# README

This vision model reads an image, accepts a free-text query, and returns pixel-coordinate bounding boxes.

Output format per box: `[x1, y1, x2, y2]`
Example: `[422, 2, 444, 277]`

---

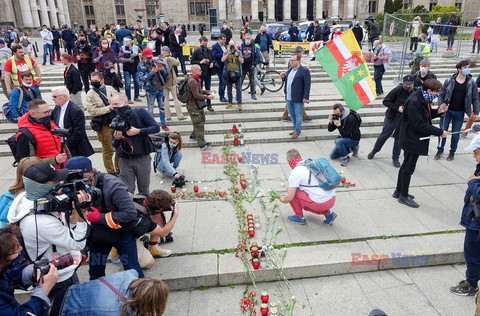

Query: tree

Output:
[412, 5, 428, 14]
[428, 5, 462, 25]
[384, 0, 394, 14]
[393, 0, 402, 12]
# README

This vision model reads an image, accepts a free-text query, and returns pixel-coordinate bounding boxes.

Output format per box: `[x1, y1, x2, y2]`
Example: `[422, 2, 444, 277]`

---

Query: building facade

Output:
[0, 0, 71, 28]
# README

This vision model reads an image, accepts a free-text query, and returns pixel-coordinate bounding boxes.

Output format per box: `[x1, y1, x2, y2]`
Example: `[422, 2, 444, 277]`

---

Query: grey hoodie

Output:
[0, 46, 12, 72]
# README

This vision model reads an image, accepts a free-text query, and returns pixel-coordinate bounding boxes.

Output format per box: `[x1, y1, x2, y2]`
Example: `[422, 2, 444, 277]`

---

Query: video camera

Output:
[172, 175, 186, 188]
[230, 45, 236, 54]
[33, 169, 102, 214]
[109, 115, 131, 132]
[33, 249, 88, 285]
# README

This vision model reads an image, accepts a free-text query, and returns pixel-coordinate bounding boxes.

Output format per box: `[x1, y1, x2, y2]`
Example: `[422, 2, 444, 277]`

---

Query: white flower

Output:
[291, 295, 296, 300]
[280, 182, 285, 187]
[198, 181, 202, 184]
[204, 187, 208, 191]
[182, 188, 187, 193]
[160, 181, 164, 184]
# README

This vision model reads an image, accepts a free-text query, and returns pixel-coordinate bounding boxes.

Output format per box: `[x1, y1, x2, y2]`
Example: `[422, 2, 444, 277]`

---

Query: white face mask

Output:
[102, 44, 108, 49]
[107, 39, 112, 43]
[22, 82, 32, 87]
[420, 67, 428, 74]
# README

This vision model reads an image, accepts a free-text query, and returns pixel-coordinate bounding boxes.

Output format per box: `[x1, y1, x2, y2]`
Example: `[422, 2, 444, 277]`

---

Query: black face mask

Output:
[79, 40, 86, 45]
[92, 81, 101, 89]
[30, 116, 51, 130]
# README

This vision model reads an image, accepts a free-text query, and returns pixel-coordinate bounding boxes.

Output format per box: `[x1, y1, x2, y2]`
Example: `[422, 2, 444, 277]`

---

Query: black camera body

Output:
[332, 114, 342, 121]
[109, 115, 131, 132]
[172, 175, 186, 188]
[230, 45, 236, 54]
[51, 128, 71, 138]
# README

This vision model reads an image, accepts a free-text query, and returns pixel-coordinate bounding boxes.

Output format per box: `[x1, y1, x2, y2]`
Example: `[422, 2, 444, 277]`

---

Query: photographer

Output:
[65, 156, 144, 280]
[110, 92, 160, 194]
[327, 103, 361, 166]
[0, 225, 58, 316]
[191, 36, 216, 112]
[7, 163, 89, 312]
[16, 99, 70, 168]
[365, 17, 380, 50]
[221, 40, 244, 110]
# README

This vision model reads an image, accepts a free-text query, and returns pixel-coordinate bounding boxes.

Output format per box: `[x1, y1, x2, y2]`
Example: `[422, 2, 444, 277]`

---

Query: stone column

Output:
[219, 0, 227, 21]
[267, 0, 275, 21]
[4, 0, 15, 25]
[29, 1, 41, 27]
[235, 0, 242, 21]
[38, 0, 50, 26]
[347, 0, 354, 19]
[56, 0, 67, 27]
[331, 0, 339, 18]
[283, 0, 291, 21]
[19, 0, 34, 27]
[316, 0, 323, 20]
[299, 0, 307, 20]
[48, 0, 59, 28]
[251, 0, 259, 21]
[62, 0, 71, 27]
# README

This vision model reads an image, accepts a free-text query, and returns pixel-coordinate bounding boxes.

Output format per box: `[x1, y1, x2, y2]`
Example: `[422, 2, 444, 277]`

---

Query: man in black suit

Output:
[62, 53, 83, 107]
[169, 27, 187, 76]
[51, 87, 94, 157]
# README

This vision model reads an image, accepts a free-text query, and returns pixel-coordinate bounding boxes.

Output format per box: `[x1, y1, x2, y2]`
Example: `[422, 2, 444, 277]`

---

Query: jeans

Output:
[438, 109, 464, 154]
[146, 89, 166, 125]
[124, 70, 140, 100]
[409, 37, 418, 51]
[447, 35, 455, 48]
[217, 69, 226, 99]
[157, 151, 183, 176]
[242, 66, 256, 94]
[43, 43, 53, 64]
[396, 151, 419, 197]
[172, 51, 186, 75]
[473, 39, 480, 53]
[65, 41, 75, 55]
[52, 41, 61, 61]
[465, 228, 480, 287]
[372, 115, 402, 160]
[287, 101, 303, 134]
[227, 77, 242, 104]
[89, 232, 144, 280]
[200, 72, 212, 106]
[330, 137, 359, 159]
[374, 65, 385, 95]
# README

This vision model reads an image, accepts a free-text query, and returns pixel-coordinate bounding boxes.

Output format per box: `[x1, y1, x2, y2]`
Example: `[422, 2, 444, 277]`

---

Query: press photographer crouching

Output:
[0, 225, 58, 315]
[64, 156, 144, 280]
[7, 163, 90, 315]
[110, 92, 160, 195]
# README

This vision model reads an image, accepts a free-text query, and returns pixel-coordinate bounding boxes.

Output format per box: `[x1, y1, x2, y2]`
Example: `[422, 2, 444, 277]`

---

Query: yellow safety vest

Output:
[418, 42, 430, 59]
[142, 28, 148, 43]
[9, 56, 36, 86]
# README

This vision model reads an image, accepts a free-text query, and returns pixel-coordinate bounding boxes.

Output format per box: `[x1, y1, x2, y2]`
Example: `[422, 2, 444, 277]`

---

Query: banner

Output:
[314, 29, 376, 110]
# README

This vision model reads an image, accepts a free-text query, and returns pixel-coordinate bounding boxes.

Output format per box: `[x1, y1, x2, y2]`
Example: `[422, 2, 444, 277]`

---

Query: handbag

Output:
[196, 99, 208, 109]
[90, 112, 116, 131]
[208, 61, 219, 76]
[228, 70, 241, 83]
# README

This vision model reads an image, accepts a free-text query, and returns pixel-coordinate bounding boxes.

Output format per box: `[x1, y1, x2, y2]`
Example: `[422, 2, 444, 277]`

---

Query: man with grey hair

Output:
[280, 149, 337, 225]
[110, 92, 160, 194]
[51, 87, 94, 157]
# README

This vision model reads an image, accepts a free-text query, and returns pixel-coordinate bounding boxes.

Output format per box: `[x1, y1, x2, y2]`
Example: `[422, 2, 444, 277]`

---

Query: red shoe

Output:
[161, 125, 169, 131]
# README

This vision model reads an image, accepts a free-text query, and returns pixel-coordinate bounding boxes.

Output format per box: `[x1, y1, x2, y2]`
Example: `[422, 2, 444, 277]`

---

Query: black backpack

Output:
[177, 78, 192, 103]
[7, 128, 37, 167]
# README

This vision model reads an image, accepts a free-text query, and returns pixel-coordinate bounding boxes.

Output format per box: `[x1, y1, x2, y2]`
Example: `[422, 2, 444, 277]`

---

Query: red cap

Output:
[142, 48, 153, 58]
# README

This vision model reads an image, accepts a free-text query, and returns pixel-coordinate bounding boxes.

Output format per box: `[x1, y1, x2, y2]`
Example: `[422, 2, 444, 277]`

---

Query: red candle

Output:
[171, 186, 176, 193]
[233, 137, 239, 146]
[260, 292, 269, 303]
[248, 230, 255, 237]
[252, 259, 260, 270]
[241, 181, 247, 189]
[232, 124, 238, 133]
[193, 186, 199, 193]
[260, 303, 269, 316]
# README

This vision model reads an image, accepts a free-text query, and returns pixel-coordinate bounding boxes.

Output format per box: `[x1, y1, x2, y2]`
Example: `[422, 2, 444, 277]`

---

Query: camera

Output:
[51, 128, 71, 138]
[205, 59, 210, 64]
[172, 175, 186, 188]
[32, 251, 87, 284]
[123, 52, 131, 59]
[332, 114, 342, 120]
[109, 115, 131, 132]
[230, 45, 236, 54]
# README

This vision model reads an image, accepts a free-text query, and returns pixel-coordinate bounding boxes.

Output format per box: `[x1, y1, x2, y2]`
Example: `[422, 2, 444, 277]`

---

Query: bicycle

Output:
[242, 62, 284, 93]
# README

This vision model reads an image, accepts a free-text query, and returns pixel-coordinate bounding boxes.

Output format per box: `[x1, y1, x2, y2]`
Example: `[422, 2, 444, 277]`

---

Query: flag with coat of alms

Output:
[313, 29, 377, 110]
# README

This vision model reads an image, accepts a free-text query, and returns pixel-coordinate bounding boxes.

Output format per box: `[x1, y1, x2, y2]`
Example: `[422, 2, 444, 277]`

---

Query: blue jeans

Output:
[465, 228, 480, 287]
[217, 68, 226, 99]
[330, 137, 359, 159]
[438, 109, 464, 154]
[43, 43, 53, 64]
[227, 77, 242, 104]
[89, 232, 144, 280]
[146, 89, 166, 125]
[124, 70, 140, 100]
[200, 72, 212, 106]
[287, 101, 303, 134]
[172, 51, 186, 75]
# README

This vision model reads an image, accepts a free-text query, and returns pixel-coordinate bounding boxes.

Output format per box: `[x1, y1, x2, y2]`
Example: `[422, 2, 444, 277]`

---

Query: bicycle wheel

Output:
[262, 70, 284, 93]
[241, 74, 250, 91]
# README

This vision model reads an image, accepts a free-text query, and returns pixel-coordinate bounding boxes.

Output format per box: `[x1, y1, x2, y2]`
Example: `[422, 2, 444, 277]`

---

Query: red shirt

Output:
[3, 56, 38, 86]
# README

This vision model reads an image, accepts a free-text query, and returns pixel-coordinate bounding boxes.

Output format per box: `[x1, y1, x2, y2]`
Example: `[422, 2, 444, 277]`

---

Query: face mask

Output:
[420, 67, 428, 74]
[22, 82, 32, 87]
[223, 25, 227, 29]
[102, 44, 108, 49]
[245, 40, 251, 45]
[79, 40, 86, 45]
[403, 85, 413, 91]
[31, 116, 51, 129]
[462, 68, 471, 76]
[92, 81, 101, 89]
[169, 142, 178, 148]
[421, 89, 439, 103]
[107, 39, 112, 43]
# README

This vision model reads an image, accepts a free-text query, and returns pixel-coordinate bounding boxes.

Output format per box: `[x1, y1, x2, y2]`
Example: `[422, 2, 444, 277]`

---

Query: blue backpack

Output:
[0, 192, 15, 228]
[297, 158, 341, 190]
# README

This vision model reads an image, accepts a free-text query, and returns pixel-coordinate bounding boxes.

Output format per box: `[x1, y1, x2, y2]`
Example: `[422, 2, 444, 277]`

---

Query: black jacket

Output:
[313, 25, 322, 41]
[327, 109, 361, 141]
[411, 70, 437, 90]
[87, 31, 100, 48]
[169, 33, 185, 53]
[352, 26, 364, 42]
[191, 45, 214, 73]
[163, 28, 172, 48]
[398, 89, 444, 156]
[51, 101, 95, 157]
[64, 64, 83, 94]
[383, 85, 413, 119]
[221, 28, 233, 42]
[103, 70, 123, 92]
[74, 42, 95, 72]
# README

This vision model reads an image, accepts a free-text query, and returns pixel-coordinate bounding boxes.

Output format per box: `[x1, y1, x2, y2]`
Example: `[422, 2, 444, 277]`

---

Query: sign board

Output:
[273, 41, 324, 58]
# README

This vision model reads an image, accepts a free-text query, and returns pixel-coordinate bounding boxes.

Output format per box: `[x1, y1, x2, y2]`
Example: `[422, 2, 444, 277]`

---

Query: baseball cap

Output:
[104, 61, 114, 69]
[465, 135, 480, 152]
[0, 39, 4, 45]
[161, 46, 170, 53]
[24, 163, 69, 184]
[142, 48, 153, 58]
[65, 156, 93, 172]
[403, 75, 414, 84]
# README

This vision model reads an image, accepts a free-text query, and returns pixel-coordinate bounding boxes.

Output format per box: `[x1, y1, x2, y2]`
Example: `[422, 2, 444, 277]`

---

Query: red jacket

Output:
[475, 26, 480, 40]
[17, 114, 64, 168]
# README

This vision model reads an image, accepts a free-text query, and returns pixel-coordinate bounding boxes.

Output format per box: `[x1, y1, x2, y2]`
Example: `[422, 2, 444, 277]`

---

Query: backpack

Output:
[156, 58, 170, 83]
[3, 31, 12, 44]
[350, 110, 362, 125]
[131, 194, 173, 243]
[177, 78, 192, 103]
[7, 128, 37, 167]
[20, 37, 29, 47]
[297, 158, 342, 190]
[0, 191, 15, 228]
